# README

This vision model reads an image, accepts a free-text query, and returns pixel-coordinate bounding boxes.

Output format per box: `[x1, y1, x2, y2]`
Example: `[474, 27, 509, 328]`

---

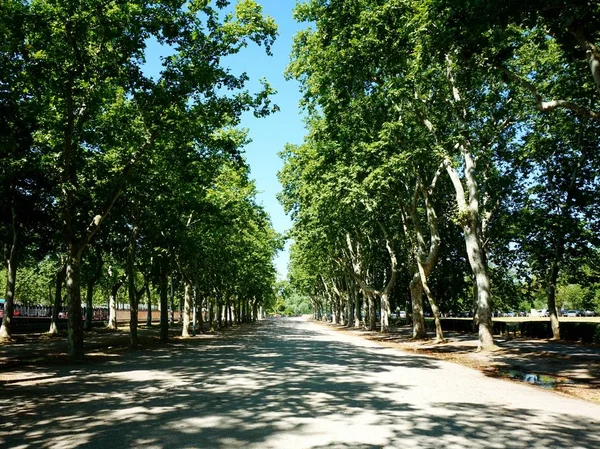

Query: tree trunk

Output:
[445, 156, 495, 350]
[409, 274, 427, 338]
[197, 294, 204, 333]
[49, 264, 66, 335]
[66, 247, 85, 361]
[84, 278, 94, 331]
[182, 281, 192, 337]
[159, 269, 169, 342]
[463, 226, 495, 349]
[546, 245, 562, 340]
[354, 292, 361, 328]
[192, 285, 197, 335]
[217, 301, 222, 329]
[108, 284, 118, 329]
[417, 260, 445, 343]
[145, 283, 152, 327]
[380, 292, 391, 333]
[84, 248, 103, 332]
[366, 292, 376, 331]
[361, 293, 368, 328]
[127, 226, 140, 348]
[107, 277, 124, 330]
[169, 277, 175, 324]
[331, 299, 338, 324]
[224, 302, 230, 327]
[0, 230, 19, 340]
[252, 300, 258, 322]
[178, 292, 182, 324]
[209, 299, 215, 332]
[346, 295, 352, 328]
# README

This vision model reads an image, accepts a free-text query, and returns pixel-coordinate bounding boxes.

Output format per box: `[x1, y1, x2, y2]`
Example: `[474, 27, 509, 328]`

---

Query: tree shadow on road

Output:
[1, 319, 599, 448]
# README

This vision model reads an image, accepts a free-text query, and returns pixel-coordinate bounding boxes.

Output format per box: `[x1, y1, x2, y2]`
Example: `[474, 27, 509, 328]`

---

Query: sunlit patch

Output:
[131, 439, 161, 448]
[2, 373, 76, 387]
[248, 352, 281, 358]
[107, 370, 160, 382]
[257, 413, 393, 449]
[108, 405, 180, 422]
[106, 369, 190, 387]
[169, 415, 235, 432]
[0, 371, 56, 385]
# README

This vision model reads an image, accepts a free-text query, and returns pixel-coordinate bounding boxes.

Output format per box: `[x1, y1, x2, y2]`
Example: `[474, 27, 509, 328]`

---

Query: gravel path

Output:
[1, 317, 600, 448]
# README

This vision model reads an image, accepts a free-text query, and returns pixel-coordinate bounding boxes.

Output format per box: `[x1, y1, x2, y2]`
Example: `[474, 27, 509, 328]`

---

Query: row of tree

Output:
[279, 0, 600, 349]
[1, 0, 281, 359]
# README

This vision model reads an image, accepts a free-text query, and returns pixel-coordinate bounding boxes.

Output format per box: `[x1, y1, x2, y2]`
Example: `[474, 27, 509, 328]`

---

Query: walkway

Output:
[1, 318, 600, 448]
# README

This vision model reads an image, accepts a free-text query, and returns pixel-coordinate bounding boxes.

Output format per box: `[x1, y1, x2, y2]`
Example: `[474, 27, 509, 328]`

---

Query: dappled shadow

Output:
[325, 322, 600, 388]
[1, 318, 600, 448]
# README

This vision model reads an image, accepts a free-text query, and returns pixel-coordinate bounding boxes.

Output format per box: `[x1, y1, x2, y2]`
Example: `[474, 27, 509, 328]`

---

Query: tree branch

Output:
[497, 64, 600, 123]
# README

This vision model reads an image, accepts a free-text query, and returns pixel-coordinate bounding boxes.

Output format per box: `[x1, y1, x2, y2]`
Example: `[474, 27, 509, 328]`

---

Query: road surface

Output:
[1, 317, 599, 448]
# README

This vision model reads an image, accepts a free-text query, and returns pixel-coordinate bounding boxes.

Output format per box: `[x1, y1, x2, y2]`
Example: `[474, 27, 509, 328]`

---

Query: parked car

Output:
[583, 310, 596, 317]
[566, 310, 580, 317]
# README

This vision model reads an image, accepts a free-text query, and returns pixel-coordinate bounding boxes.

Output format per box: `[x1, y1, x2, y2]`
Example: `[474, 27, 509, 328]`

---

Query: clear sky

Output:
[224, 1, 307, 279]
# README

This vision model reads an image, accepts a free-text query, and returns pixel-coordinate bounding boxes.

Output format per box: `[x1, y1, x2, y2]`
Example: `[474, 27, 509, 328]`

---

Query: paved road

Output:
[1, 318, 600, 449]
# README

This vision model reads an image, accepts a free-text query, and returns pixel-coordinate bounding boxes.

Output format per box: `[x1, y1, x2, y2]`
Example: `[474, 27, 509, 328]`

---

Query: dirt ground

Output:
[316, 321, 600, 404]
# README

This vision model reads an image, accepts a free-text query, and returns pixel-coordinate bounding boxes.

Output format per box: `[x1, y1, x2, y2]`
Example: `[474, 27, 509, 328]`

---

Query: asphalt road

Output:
[1, 317, 600, 448]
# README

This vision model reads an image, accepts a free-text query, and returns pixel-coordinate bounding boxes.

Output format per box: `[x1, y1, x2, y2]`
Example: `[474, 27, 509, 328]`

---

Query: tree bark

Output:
[225, 301, 231, 327]
[66, 246, 85, 361]
[345, 231, 396, 333]
[409, 274, 427, 338]
[127, 225, 141, 348]
[353, 284, 361, 328]
[84, 278, 94, 332]
[445, 155, 495, 350]
[0, 218, 19, 340]
[417, 259, 445, 343]
[192, 285, 197, 335]
[107, 272, 124, 330]
[346, 294, 352, 328]
[197, 293, 204, 333]
[84, 249, 103, 332]
[182, 281, 192, 337]
[252, 299, 258, 322]
[217, 301, 222, 329]
[145, 283, 152, 326]
[159, 268, 169, 342]
[169, 277, 175, 324]
[49, 264, 66, 335]
[209, 299, 214, 332]
[546, 245, 564, 340]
